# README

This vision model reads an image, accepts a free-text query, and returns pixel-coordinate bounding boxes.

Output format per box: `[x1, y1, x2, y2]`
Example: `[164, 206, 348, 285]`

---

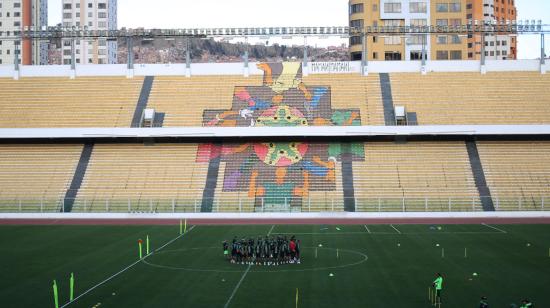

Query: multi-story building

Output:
[0, 0, 48, 66]
[61, 0, 117, 65]
[467, 0, 517, 60]
[349, 0, 516, 61]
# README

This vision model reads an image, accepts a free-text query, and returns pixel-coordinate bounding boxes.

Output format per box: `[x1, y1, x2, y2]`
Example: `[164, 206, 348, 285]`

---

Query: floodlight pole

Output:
[127, 36, 134, 78]
[70, 39, 76, 79]
[361, 33, 368, 76]
[185, 38, 191, 77]
[541, 33, 546, 74]
[303, 36, 308, 76]
[243, 37, 249, 77]
[480, 33, 487, 74]
[13, 41, 20, 80]
[421, 34, 427, 75]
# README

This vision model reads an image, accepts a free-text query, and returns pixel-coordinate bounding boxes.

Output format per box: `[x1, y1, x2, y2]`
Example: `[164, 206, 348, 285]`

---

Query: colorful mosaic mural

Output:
[197, 62, 365, 209]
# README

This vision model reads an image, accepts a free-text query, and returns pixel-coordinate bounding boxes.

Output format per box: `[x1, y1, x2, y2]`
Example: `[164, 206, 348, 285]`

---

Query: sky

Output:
[48, 0, 549, 59]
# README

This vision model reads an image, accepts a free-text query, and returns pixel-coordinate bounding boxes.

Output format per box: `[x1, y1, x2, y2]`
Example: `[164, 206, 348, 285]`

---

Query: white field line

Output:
[224, 225, 275, 308]
[60, 225, 196, 308]
[390, 224, 402, 234]
[364, 225, 371, 233]
[481, 223, 507, 234]
[272, 231, 504, 235]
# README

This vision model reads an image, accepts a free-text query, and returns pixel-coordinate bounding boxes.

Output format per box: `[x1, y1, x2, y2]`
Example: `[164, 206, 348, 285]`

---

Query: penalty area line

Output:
[60, 225, 196, 308]
[390, 224, 402, 234]
[364, 225, 371, 234]
[481, 223, 507, 234]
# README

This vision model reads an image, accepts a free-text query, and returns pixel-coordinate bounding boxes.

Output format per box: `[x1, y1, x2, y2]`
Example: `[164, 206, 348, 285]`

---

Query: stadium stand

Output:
[0, 77, 144, 127]
[389, 72, 550, 125]
[73, 143, 207, 212]
[148, 76, 263, 127]
[0, 144, 82, 212]
[477, 141, 550, 211]
[1, 72, 549, 127]
[353, 141, 481, 212]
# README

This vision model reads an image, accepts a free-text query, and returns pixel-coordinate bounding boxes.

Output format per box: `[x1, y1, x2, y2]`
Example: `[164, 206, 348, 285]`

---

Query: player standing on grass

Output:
[432, 273, 443, 304]
[479, 296, 489, 308]
[520, 299, 534, 308]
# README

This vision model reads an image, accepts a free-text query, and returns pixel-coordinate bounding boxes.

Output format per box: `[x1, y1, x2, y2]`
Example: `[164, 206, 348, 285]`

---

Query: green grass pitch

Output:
[1, 223, 549, 307]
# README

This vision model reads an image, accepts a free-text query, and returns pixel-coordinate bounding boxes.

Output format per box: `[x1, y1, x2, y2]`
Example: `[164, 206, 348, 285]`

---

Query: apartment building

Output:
[349, 0, 517, 61]
[0, 0, 48, 65]
[467, 0, 517, 60]
[61, 0, 117, 64]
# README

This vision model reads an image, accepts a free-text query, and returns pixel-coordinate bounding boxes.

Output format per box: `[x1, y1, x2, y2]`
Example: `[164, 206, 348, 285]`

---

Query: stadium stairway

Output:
[131, 76, 155, 127]
[341, 143, 357, 212]
[466, 139, 495, 211]
[201, 143, 222, 212]
[379, 73, 396, 126]
[63, 143, 95, 212]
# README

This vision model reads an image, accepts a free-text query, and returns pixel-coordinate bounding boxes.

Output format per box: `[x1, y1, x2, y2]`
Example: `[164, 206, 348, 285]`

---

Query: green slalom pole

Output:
[138, 239, 143, 259]
[52, 280, 59, 308]
[180, 219, 183, 235]
[184, 219, 187, 233]
[69, 273, 74, 301]
[146, 235, 150, 255]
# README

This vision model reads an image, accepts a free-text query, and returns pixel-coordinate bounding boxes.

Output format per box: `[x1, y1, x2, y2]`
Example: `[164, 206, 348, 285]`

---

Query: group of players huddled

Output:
[223, 235, 301, 266]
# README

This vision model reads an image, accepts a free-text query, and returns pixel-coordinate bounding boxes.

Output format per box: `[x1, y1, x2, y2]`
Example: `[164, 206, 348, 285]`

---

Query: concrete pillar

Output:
[480, 34, 487, 74]
[126, 36, 134, 78]
[70, 39, 76, 79]
[361, 33, 368, 76]
[185, 38, 191, 77]
[13, 41, 20, 80]
[302, 36, 308, 76]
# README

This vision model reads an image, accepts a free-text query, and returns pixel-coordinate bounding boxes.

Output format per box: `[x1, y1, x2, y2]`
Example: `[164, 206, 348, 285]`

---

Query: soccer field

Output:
[1, 223, 549, 308]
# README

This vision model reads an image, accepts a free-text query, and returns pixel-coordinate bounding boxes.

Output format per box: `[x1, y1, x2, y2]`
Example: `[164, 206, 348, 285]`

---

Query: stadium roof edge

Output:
[0, 126, 549, 140]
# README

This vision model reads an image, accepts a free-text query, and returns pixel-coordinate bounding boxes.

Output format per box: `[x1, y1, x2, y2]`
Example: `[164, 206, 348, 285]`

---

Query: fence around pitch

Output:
[0, 196, 547, 213]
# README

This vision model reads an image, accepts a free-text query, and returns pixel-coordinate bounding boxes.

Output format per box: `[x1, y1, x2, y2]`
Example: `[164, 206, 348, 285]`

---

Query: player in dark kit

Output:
[225, 235, 301, 266]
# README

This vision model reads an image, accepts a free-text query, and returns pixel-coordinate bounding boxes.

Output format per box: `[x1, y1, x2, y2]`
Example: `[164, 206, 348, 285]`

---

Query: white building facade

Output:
[62, 0, 117, 65]
[0, 0, 48, 66]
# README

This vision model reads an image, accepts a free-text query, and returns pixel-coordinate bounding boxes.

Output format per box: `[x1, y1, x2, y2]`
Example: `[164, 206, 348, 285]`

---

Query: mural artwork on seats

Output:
[197, 63, 364, 211]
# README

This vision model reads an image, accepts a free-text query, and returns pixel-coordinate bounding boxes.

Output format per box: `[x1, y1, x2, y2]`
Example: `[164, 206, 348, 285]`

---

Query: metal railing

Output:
[0, 196, 547, 213]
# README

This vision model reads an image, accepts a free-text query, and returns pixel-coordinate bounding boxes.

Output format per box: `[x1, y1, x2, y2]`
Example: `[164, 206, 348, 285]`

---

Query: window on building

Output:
[98, 3, 107, 9]
[409, 2, 427, 13]
[450, 19, 461, 26]
[350, 36, 362, 46]
[410, 51, 427, 60]
[88, 3, 93, 8]
[373, 52, 378, 59]
[384, 2, 402, 13]
[410, 19, 428, 27]
[384, 36, 402, 45]
[436, 51, 449, 60]
[450, 35, 461, 44]
[449, 2, 461, 12]
[63, 13, 72, 19]
[436, 19, 448, 26]
[436, 3, 448, 12]
[350, 19, 364, 29]
[98, 12, 107, 18]
[450, 50, 462, 59]
[437, 36, 448, 44]
[350, 3, 364, 14]
[385, 52, 402, 61]
[63, 4, 72, 9]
